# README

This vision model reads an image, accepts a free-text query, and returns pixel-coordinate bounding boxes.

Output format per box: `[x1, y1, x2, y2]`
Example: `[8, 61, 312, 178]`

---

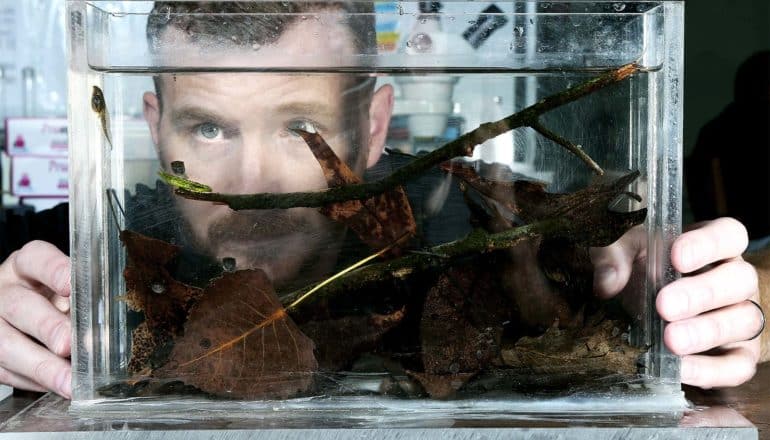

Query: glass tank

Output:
[67, 0, 685, 418]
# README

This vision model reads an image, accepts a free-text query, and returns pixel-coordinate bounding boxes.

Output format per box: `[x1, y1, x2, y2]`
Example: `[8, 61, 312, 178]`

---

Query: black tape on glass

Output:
[462, 4, 508, 49]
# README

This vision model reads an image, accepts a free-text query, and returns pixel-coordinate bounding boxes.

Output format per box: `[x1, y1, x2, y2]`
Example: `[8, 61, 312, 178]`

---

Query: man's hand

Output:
[592, 218, 762, 389]
[0, 241, 72, 398]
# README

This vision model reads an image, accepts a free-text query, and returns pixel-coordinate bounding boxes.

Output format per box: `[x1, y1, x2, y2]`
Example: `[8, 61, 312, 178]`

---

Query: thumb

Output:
[590, 225, 646, 298]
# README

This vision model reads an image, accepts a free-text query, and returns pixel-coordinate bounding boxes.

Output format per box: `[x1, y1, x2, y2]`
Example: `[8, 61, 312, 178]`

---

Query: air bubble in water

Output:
[612, 3, 626, 12]
[222, 257, 236, 272]
[170, 161, 185, 175]
[513, 26, 524, 38]
[151, 281, 165, 294]
[159, 5, 172, 22]
[410, 33, 432, 52]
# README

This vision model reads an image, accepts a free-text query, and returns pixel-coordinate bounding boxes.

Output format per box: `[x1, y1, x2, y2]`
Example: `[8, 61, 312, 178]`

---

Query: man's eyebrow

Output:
[170, 106, 235, 128]
[272, 101, 338, 121]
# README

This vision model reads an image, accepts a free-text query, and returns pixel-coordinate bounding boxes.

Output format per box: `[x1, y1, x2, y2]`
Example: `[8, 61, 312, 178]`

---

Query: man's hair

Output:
[147, 1, 376, 56]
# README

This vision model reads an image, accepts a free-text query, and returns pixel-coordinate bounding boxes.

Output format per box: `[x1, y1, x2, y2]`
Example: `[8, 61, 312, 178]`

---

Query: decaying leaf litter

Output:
[105, 64, 650, 400]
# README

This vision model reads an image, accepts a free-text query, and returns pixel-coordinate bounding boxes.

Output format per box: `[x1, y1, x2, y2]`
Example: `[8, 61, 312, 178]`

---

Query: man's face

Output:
[143, 18, 393, 285]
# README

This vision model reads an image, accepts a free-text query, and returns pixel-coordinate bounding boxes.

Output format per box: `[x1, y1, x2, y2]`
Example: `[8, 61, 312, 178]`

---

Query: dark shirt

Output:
[686, 103, 770, 239]
[0, 203, 70, 262]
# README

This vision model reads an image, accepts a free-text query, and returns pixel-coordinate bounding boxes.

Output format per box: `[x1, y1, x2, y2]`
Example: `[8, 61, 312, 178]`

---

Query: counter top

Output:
[0, 364, 767, 438]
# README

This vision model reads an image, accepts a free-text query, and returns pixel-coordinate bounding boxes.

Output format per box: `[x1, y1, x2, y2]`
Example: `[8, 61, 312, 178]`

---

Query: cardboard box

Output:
[4, 118, 68, 156]
[10, 155, 69, 197]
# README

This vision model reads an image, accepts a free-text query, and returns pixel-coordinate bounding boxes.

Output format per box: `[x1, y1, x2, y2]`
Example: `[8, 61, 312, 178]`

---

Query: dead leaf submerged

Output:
[300, 308, 405, 371]
[157, 269, 318, 399]
[295, 129, 417, 254]
[120, 230, 203, 372]
[501, 317, 643, 377]
[441, 161, 647, 247]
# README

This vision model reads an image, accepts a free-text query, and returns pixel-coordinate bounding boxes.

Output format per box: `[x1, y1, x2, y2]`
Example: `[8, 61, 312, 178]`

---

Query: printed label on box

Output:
[5, 118, 68, 156]
[11, 155, 69, 197]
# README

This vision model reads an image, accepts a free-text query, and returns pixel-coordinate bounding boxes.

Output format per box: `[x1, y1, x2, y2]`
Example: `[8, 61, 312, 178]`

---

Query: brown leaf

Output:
[157, 269, 318, 399]
[420, 265, 508, 377]
[500, 316, 642, 377]
[120, 230, 203, 372]
[299, 308, 405, 371]
[442, 161, 647, 247]
[295, 130, 416, 253]
[499, 237, 578, 331]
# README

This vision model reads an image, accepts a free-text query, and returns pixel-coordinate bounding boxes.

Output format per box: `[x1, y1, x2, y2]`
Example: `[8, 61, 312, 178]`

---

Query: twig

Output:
[529, 120, 604, 175]
[172, 63, 639, 211]
[280, 218, 566, 309]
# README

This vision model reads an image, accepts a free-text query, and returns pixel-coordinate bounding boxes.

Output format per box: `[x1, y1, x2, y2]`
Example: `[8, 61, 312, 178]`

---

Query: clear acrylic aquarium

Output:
[67, 0, 685, 418]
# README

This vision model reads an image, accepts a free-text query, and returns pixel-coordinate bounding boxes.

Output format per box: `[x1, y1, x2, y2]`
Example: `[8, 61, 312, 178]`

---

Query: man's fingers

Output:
[0, 285, 71, 357]
[680, 347, 757, 389]
[657, 260, 758, 321]
[0, 321, 71, 398]
[664, 301, 765, 356]
[0, 366, 47, 393]
[10, 241, 71, 297]
[671, 218, 748, 274]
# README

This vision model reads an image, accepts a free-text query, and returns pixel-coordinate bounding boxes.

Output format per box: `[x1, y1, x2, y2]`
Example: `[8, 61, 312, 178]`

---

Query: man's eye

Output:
[196, 122, 222, 140]
[287, 120, 317, 136]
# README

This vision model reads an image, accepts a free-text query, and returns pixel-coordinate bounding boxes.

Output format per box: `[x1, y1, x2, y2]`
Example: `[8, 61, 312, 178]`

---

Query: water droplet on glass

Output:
[170, 161, 185, 175]
[420, 18, 427, 24]
[513, 26, 524, 38]
[410, 32, 432, 52]
[612, 3, 626, 12]
[151, 281, 165, 294]
[222, 257, 236, 272]
[159, 5, 172, 22]
[541, 2, 551, 9]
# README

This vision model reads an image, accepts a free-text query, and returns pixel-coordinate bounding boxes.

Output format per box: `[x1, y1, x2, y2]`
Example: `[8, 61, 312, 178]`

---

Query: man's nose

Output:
[237, 138, 283, 193]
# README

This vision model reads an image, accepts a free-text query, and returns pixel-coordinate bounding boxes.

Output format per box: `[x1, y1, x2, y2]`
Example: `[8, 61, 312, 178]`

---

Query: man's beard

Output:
[190, 207, 342, 287]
